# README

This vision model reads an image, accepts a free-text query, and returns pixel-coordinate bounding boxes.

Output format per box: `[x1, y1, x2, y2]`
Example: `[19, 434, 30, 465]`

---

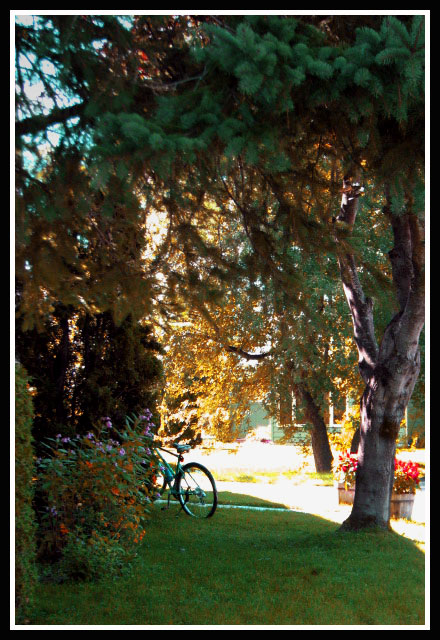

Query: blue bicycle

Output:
[152, 443, 218, 518]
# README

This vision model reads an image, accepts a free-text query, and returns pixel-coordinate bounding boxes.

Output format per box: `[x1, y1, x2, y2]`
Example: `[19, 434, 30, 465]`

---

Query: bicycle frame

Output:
[153, 445, 184, 487]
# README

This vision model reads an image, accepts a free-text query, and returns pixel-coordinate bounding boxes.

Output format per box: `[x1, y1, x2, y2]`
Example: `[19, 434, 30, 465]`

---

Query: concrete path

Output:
[214, 479, 426, 543]
[156, 478, 426, 542]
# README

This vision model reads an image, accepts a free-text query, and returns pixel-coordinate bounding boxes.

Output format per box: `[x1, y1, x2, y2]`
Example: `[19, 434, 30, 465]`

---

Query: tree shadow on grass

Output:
[32, 492, 426, 626]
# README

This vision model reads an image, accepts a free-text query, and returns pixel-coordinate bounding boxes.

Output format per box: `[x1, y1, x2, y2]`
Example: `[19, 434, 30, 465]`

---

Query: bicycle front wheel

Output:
[176, 462, 218, 518]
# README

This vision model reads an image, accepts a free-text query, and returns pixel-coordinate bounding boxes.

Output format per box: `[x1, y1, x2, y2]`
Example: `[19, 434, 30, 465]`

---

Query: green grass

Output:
[305, 471, 335, 486]
[218, 491, 288, 509]
[31, 496, 425, 626]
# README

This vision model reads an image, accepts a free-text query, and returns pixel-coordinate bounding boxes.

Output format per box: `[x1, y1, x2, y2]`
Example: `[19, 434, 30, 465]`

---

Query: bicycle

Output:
[150, 442, 218, 518]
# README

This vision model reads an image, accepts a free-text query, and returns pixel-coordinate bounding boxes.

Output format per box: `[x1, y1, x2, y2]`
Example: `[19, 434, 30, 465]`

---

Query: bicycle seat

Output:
[173, 443, 191, 453]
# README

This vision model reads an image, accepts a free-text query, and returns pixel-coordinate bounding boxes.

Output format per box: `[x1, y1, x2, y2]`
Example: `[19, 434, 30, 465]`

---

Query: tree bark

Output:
[294, 383, 334, 473]
[350, 427, 360, 453]
[334, 176, 424, 531]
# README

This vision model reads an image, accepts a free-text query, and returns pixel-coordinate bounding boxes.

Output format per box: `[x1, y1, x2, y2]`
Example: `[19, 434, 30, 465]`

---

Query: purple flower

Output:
[86, 432, 94, 440]
[61, 437, 71, 443]
[119, 448, 126, 456]
[56, 434, 62, 439]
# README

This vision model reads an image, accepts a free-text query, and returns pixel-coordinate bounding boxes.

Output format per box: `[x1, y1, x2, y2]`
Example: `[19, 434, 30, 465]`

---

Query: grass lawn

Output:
[32, 494, 425, 627]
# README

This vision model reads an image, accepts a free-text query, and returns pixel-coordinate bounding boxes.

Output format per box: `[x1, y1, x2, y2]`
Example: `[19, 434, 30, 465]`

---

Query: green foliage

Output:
[36, 414, 159, 582]
[16, 14, 425, 333]
[15, 364, 38, 624]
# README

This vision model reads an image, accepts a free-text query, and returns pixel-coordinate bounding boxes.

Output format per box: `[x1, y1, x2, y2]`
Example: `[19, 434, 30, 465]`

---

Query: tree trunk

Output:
[294, 383, 333, 473]
[334, 176, 424, 531]
[350, 427, 360, 453]
[341, 329, 421, 530]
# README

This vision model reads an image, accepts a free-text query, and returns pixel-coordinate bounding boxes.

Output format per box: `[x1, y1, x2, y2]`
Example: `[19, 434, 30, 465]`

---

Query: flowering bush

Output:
[334, 450, 358, 488]
[334, 451, 420, 494]
[393, 458, 420, 494]
[36, 411, 160, 581]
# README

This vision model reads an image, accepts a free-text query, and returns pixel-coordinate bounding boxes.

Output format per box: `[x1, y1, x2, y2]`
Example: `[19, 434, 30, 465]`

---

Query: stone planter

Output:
[336, 483, 416, 519]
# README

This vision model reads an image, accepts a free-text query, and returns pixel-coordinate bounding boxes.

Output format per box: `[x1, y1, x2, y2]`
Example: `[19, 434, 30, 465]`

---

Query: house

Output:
[235, 395, 419, 447]
[234, 398, 344, 444]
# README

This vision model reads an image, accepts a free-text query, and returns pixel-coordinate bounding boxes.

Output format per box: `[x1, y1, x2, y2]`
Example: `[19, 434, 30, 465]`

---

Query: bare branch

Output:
[226, 345, 272, 360]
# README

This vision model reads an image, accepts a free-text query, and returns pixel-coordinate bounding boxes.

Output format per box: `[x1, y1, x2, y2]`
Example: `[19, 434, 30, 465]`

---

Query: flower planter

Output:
[337, 482, 355, 505]
[389, 493, 415, 520]
[336, 483, 416, 519]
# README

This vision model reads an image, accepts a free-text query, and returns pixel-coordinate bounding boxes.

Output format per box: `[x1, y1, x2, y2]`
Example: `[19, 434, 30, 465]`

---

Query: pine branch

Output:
[16, 102, 87, 138]
[141, 69, 207, 93]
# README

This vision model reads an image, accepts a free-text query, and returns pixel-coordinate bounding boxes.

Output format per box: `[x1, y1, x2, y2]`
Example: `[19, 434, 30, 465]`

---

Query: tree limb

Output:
[387, 197, 425, 356]
[383, 191, 413, 312]
[225, 344, 272, 360]
[333, 177, 378, 383]
[16, 102, 87, 138]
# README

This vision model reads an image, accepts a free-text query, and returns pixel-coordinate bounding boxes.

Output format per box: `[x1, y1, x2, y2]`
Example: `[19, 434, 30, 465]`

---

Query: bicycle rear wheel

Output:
[176, 462, 218, 518]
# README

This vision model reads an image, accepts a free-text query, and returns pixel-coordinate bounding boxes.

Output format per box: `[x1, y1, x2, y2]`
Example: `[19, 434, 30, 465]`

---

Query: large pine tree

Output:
[16, 13, 425, 530]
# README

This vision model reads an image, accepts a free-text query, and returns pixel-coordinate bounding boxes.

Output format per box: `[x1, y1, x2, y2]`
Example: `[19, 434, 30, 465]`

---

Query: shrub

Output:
[15, 364, 38, 624]
[36, 412, 160, 582]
